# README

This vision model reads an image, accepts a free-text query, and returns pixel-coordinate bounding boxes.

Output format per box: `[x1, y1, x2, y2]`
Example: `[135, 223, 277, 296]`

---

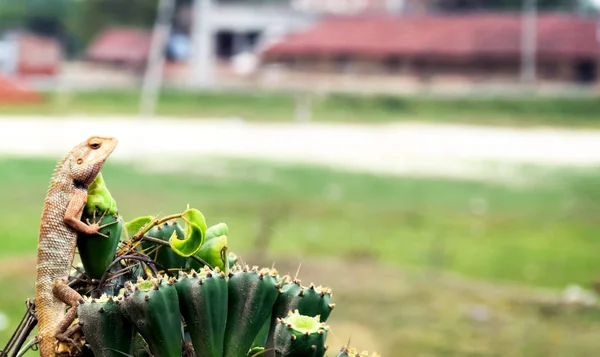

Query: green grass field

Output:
[2, 90, 600, 128]
[1, 157, 600, 356]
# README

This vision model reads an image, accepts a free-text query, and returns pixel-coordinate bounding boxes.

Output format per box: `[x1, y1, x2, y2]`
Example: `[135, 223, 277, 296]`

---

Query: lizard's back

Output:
[36, 158, 78, 356]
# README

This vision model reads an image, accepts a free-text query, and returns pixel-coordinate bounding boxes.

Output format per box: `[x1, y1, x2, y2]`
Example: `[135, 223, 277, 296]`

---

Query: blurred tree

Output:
[71, 0, 159, 54]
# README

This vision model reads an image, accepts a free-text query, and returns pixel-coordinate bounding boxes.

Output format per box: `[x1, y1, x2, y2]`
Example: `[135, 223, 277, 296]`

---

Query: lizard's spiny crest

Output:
[69, 136, 118, 186]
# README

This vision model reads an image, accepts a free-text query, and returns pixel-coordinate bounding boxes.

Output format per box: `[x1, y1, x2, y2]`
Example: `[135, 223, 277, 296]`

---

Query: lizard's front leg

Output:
[64, 188, 115, 237]
[52, 279, 85, 353]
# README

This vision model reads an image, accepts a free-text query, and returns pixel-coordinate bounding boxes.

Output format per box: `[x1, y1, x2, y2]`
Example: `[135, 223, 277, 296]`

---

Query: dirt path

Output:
[1, 116, 599, 179]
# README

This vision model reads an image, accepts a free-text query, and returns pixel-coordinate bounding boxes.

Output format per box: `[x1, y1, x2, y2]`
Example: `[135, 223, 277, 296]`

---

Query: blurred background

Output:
[2, 0, 600, 356]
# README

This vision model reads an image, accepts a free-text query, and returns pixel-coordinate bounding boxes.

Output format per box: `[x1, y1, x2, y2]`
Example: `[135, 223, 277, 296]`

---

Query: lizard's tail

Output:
[37, 334, 56, 357]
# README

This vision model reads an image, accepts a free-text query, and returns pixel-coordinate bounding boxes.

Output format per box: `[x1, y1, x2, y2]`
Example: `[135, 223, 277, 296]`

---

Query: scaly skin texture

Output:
[35, 136, 118, 357]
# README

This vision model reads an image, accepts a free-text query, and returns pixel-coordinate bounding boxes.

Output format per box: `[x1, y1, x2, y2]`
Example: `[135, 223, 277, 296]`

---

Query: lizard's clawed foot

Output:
[84, 208, 117, 238]
[55, 334, 82, 355]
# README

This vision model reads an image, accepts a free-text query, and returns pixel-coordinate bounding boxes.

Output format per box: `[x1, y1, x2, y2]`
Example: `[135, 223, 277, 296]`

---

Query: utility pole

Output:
[520, 0, 537, 84]
[139, 0, 176, 118]
[189, 0, 215, 89]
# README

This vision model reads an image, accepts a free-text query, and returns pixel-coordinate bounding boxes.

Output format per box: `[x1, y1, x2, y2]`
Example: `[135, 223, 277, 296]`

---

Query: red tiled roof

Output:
[86, 27, 152, 65]
[263, 13, 600, 61]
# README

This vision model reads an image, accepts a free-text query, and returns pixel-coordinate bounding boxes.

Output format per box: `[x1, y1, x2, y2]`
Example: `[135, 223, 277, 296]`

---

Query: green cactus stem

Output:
[175, 267, 228, 357]
[141, 221, 188, 271]
[77, 173, 123, 279]
[118, 276, 183, 357]
[77, 294, 134, 357]
[272, 310, 328, 357]
[77, 212, 123, 279]
[272, 278, 334, 322]
[223, 265, 281, 357]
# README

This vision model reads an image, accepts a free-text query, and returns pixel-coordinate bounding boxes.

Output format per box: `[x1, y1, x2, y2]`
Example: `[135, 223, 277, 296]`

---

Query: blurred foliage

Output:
[0, 0, 159, 56]
[70, 0, 159, 53]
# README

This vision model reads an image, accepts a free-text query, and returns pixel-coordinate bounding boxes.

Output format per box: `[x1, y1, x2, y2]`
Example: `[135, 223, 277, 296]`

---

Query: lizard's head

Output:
[69, 136, 118, 186]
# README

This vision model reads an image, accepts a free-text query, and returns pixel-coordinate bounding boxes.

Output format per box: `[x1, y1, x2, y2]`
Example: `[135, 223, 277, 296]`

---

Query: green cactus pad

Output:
[118, 276, 183, 357]
[77, 212, 123, 279]
[142, 221, 187, 271]
[78, 294, 134, 357]
[174, 268, 228, 357]
[272, 310, 328, 357]
[223, 265, 281, 357]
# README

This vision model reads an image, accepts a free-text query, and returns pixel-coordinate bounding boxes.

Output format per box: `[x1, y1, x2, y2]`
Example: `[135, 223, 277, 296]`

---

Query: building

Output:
[260, 13, 600, 85]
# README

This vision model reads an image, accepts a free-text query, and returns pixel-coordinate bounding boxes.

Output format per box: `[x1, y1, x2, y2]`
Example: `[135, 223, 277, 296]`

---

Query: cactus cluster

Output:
[53, 174, 381, 357]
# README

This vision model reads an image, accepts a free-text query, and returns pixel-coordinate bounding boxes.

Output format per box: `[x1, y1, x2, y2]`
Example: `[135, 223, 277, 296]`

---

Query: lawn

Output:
[2, 90, 600, 128]
[1, 156, 600, 356]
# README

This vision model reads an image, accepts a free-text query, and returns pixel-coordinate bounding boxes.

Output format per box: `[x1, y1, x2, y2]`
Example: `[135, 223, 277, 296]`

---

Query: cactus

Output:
[175, 267, 228, 357]
[77, 294, 134, 357]
[118, 276, 183, 357]
[265, 278, 334, 354]
[223, 265, 281, 357]
[271, 310, 328, 357]
[5, 171, 384, 357]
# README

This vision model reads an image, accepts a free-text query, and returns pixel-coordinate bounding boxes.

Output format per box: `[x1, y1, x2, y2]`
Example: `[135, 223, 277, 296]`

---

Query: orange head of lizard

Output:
[69, 136, 118, 186]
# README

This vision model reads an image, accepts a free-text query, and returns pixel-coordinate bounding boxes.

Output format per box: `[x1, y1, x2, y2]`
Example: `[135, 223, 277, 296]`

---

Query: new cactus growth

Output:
[187, 223, 229, 272]
[266, 278, 334, 353]
[77, 294, 134, 357]
[271, 310, 328, 357]
[223, 265, 281, 357]
[118, 276, 183, 357]
[175, 267, 228, 357]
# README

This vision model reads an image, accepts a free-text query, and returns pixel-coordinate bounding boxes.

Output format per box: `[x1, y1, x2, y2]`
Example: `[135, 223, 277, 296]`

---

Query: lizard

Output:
[35, 136, 118, 357]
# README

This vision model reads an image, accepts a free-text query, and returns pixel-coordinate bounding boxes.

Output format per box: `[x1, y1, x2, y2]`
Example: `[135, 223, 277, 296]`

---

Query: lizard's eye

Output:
[89, 142, 101, 150]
